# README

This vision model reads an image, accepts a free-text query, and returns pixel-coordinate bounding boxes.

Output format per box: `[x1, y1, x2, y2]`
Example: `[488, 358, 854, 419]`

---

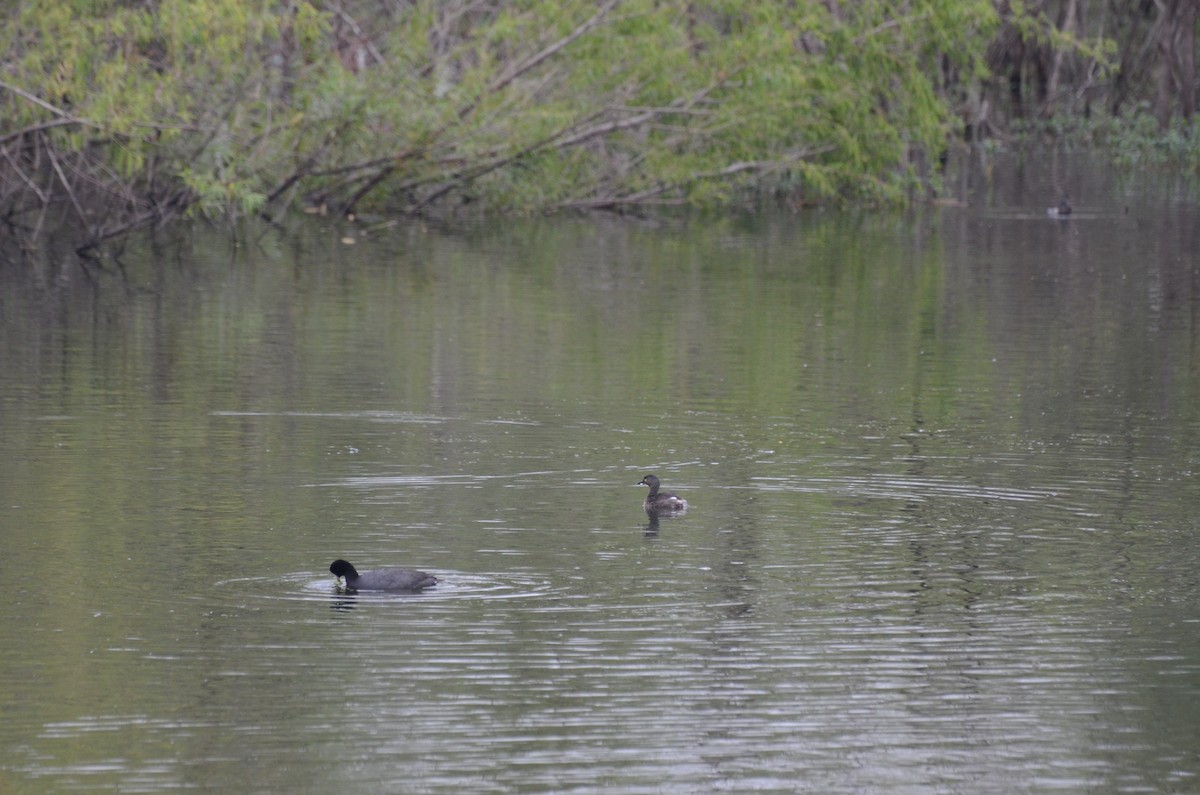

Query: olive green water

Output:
[2, 154, 1199, 793]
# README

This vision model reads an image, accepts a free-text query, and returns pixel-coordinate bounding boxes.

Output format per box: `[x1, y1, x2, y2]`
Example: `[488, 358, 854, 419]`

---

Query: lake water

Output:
[2, 151, 1199, 793]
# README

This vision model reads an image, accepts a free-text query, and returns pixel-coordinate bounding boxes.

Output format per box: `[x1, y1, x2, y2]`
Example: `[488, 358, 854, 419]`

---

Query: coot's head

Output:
[330, 559, 358, 579]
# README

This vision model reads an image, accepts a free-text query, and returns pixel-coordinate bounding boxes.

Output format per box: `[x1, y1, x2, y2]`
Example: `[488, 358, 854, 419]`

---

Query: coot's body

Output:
[329, 559, 438, 592]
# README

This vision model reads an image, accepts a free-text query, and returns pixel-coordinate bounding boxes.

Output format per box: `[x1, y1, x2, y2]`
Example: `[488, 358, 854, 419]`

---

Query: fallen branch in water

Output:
[552, 149, 832, 211]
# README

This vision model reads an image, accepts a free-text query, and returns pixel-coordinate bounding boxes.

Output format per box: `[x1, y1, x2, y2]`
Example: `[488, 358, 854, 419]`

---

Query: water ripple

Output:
[215, 570, 559, 604]
[748, 474, 1059, 504]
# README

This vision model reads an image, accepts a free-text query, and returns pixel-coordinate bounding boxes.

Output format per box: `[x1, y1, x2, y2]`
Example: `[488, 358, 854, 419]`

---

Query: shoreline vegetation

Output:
[1, 1, 1196, 252]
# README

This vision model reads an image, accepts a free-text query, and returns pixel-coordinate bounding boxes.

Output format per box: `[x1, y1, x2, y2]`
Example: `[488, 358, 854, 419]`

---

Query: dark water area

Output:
[2, 151, 1199, 793]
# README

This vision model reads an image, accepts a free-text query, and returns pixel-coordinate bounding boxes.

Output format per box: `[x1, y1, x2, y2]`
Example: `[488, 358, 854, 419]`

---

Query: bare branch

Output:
[0, 147, 48, 203]
[340, 164, 396, 213]
[403, 107, 611, 212]
[488, 0, 622, 96]
[264, 110, 376, 206]
[42, 135, 92, 237]
[457, 0, 622, 120]
[554, 72, 738, 150]
[552, 148, 831, 211]
[75, 191, 192, 255]
[0, 79, 97, 124]
[0, 118, 83, 148]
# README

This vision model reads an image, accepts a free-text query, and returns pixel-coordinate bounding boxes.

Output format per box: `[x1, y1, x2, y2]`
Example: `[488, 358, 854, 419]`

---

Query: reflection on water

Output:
[1, 151, 1199, 793]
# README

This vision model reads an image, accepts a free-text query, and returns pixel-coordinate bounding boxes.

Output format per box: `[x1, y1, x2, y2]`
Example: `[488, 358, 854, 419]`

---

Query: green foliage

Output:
[344, 0, 999, 210]
[3, 0, 1000, 239]
[2, 0, 325, 227]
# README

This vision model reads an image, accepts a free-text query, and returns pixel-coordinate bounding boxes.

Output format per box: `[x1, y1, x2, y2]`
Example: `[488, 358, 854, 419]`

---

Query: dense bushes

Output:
[0, 1, 1192, 250]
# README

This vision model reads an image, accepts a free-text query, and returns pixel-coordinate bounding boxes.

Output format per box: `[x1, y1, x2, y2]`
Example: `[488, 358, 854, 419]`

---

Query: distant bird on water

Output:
[329, 559, 438, 592]
[1048, 196, 1072, 216]
[638, 474, 688, 514]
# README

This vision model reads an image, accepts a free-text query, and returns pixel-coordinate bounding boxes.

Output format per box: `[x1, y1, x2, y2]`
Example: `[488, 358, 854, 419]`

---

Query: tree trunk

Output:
[1154, 0, 1198, 129]
[1045, 0, 1079, 115]
[1177, 0, 1196, 121]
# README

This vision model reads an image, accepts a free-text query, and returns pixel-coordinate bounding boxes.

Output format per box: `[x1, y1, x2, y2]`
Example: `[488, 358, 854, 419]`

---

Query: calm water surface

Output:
[2, 152, 1200, 793]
